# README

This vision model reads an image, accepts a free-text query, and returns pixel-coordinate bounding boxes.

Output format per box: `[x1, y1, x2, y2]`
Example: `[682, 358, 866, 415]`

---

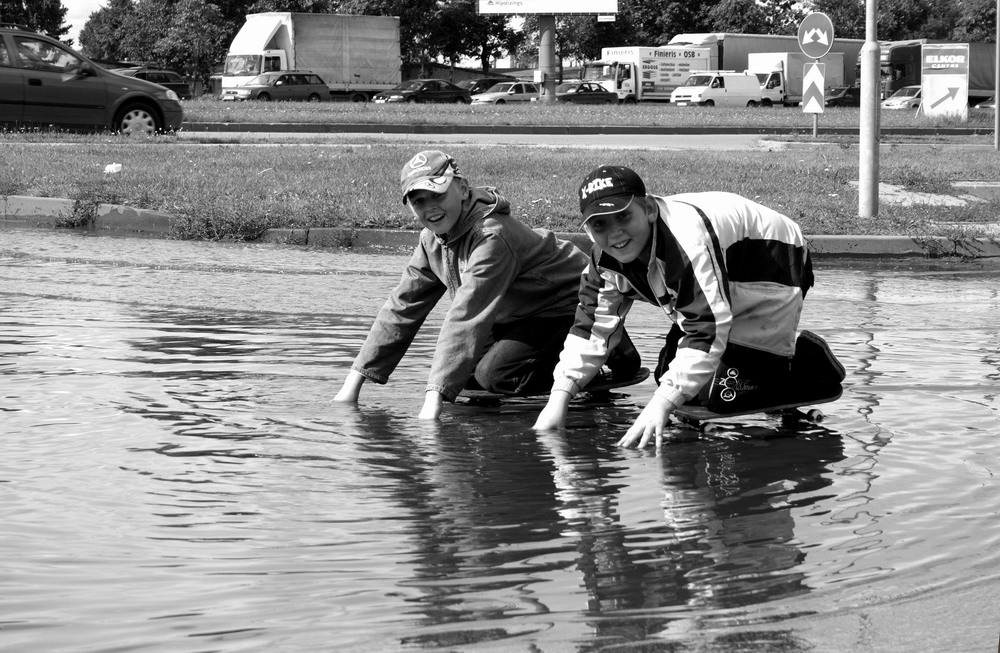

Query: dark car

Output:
[458, 76, 514, 96]
[220, 71, 330, 102]
[547, 81, 618, 104]
[111, 67, 192, 100]
[0, 24, 183, 134]
[825, 86, 862, 107]
[373, 79, 471, 104]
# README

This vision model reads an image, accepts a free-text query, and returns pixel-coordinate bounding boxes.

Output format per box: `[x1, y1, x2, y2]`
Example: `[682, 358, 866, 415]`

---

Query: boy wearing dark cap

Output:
[534, 165, 843, 447]
[334, 151, 640, 419]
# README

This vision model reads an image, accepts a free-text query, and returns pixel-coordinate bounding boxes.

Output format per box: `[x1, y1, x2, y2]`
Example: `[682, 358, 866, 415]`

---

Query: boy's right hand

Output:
[334, 371, 365, 403]
[532, 391, 572, 430]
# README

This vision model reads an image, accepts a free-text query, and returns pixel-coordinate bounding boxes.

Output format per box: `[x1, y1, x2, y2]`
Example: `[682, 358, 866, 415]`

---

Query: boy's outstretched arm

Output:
[532, 390, 573, 430]
[334, 370, 366, 403]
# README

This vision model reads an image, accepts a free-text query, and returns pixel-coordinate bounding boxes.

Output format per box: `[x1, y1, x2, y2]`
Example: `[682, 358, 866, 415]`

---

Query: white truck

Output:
[220, 12, 400, 102]
[746, 51, 846, 106]
[667, 33, 864, 87]
[580, 46, 714, 103]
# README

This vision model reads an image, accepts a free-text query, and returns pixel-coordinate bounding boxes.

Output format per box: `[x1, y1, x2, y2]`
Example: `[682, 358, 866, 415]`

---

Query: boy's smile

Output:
[584, 198, 655, 264]
[406, 180, 468, 236]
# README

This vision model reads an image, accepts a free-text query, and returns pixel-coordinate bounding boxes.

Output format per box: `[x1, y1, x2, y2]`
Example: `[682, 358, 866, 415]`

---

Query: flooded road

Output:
[1, 229, 998, 652]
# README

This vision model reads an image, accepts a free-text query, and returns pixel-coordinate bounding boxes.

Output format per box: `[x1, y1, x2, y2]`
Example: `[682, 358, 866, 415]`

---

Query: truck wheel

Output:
[257, 93, 271, 101]
[307, 93, 322, 102]
[349, 92, 368, 103]
[761, 98, 773, 107]
[746, 100, 758, 108]
[623, 97, 637, 105]
[114, 104, 160, 136]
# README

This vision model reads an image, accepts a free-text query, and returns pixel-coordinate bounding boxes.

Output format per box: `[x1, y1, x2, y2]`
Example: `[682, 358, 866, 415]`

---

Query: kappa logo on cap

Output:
[580, 176, 615, 199]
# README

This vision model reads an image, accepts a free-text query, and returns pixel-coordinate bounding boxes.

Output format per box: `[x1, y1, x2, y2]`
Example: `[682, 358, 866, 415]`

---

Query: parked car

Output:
[459, 76, 515, 96]
[111, 67, 192, 100]
[542, 81, 618, 104]
[881, 85, 921, 110]
[825, 86, 862, 107]
[471, 82, 539, 104]
[373, 79, 471, 104]
[975, 96, 995, 110]
[0, 24, 183, 134]
[220, 71, 330, 102]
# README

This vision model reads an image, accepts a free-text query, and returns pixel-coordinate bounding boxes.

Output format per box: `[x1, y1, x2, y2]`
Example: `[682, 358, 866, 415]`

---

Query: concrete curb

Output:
[3, 195, 999, 258]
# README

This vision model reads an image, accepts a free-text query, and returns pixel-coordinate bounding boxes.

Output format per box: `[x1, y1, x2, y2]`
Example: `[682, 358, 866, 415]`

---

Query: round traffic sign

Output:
[798, 12, 835, 59]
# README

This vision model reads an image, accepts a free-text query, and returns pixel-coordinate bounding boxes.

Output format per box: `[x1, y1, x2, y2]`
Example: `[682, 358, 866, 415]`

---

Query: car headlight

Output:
[165, 89, 180, 102]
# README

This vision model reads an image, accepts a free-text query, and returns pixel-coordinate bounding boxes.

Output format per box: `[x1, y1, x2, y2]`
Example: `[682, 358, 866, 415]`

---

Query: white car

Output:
[882, 85, 921, 110]
[471, 82, 539, 104]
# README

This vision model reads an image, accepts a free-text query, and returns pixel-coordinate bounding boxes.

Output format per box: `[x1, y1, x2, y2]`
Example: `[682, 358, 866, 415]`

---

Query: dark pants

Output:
[472, 314, 576, 396]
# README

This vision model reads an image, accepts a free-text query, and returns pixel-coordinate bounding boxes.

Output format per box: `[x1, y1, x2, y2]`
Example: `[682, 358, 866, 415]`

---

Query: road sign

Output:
[921, 43, 969, 120]
[802, 63, 826, 114]
[798, 13, 834, 59]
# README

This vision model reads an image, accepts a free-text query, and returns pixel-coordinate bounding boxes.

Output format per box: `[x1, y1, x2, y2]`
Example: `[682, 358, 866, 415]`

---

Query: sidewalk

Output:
[3, 194, 999, 259]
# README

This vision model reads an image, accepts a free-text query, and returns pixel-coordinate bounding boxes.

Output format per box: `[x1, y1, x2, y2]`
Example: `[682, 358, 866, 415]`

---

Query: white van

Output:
[670, 71, 762, 107]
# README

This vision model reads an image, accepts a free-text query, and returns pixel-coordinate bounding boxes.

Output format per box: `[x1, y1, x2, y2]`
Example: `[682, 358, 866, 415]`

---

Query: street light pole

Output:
[859, 0, 880, 217]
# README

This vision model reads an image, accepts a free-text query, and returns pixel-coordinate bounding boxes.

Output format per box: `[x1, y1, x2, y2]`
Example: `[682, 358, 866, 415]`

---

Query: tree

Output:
[154, 0, 229, 86]
[78, 0, 134, 60]
[1, 0, 69, 40]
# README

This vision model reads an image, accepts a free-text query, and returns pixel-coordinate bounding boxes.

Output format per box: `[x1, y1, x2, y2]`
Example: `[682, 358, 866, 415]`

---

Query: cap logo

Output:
[409, 153, 429, 169]
[581, 176, 615, 199]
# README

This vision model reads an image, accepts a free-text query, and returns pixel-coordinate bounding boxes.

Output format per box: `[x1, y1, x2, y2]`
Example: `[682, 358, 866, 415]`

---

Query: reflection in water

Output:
[1, 231, 998, 652]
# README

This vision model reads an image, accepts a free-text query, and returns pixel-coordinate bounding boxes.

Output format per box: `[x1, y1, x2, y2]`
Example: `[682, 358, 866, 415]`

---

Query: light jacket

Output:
[552, 191, 813, 407]
[352, 187, 588, 401]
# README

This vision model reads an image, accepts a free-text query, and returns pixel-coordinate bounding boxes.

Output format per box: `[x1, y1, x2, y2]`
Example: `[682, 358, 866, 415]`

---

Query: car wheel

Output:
[308, 93, 322, 102]
[405, 96, 418, 104]
[115, 104, 160, 136]
[495, 99, 506, 105]
[257, 93, 271, 101]
[456, 96, 470, 104]
[703, 100, 715, 107]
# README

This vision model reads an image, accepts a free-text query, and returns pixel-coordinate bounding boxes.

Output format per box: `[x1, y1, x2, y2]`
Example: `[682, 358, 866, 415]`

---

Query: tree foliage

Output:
[2, 0, 68, 40]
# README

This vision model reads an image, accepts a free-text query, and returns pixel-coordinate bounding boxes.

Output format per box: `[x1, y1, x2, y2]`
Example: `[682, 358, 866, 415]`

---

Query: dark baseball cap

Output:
[578, 165, 646, 224]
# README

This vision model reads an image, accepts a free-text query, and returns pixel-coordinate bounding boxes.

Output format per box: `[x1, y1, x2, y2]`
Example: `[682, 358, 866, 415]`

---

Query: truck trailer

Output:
[668, 33, 864, 87]
[877, 39, 996, 103]
[220, 12, 400, 102]
[746, 51, 845, 106]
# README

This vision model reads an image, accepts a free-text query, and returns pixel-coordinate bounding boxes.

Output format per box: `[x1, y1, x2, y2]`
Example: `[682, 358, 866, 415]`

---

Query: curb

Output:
[3, 196, 999, 259]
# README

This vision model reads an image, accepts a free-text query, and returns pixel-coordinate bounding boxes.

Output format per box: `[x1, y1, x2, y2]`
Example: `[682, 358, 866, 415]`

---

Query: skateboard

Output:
[461, 367, 650, 406]
[672, 387, 842, 433]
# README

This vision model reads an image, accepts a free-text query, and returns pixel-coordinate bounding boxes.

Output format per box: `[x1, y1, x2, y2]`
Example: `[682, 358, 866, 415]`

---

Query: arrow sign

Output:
[930, 87, 960, 109]
[798, 13, 835, 59]
[802, 63, 826, 113]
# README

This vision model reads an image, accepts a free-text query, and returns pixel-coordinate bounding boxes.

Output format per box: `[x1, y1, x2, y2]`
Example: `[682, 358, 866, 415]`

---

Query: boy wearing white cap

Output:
[534, 165, 843, 446]
[335, 151, 640, 419]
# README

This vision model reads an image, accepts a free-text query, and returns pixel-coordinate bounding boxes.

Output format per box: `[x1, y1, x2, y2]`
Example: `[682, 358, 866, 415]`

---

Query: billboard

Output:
[921, 43, 969, 119]
[477, 0, 618, 14]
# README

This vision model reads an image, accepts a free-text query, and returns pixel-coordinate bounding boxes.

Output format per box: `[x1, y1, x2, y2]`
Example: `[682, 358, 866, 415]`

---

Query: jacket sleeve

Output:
[426, 230, 520, 401]
[551, 255, 633, 397]
[351, 243, 447, 384]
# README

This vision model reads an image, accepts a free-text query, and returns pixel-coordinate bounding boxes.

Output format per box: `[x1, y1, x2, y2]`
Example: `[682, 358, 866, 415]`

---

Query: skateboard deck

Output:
[673, 387, 842, 431]
[461, 367, 650, 406]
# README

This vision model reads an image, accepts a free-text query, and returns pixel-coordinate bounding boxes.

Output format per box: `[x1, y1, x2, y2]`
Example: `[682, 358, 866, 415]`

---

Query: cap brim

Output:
[402, 175, 454, 201]
[581, 194, 634, 224]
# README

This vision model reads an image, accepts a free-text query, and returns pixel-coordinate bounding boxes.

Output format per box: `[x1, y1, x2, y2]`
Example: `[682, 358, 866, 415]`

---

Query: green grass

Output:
[2, 102, 999, 242]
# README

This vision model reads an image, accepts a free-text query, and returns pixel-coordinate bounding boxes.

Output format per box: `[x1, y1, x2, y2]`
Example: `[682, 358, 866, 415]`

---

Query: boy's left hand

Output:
[618, 395, 676, 449]
[418, 391, 444, 420]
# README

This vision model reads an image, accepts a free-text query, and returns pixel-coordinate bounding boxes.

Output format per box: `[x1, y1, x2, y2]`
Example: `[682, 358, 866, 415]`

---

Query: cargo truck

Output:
[877, 39, 996, 103]
[746, 51, 845, 106]
[219, 12, 400, 102]
[667, 33, 864, 87]
[580, 46, 714, 102]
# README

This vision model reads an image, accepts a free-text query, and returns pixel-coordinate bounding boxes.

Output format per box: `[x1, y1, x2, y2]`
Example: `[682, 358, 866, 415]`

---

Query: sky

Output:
[64, 0, 105, 45]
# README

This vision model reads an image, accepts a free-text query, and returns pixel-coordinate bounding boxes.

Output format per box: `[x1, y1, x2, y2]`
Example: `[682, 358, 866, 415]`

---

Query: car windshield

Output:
[247, 74, 277, 85]
[893, 87, 920, 98]
[488, 83, 515, 93]
[684, 75, 713, 87]
[395, 80, 423, 91]
[556, 83, 578, 93]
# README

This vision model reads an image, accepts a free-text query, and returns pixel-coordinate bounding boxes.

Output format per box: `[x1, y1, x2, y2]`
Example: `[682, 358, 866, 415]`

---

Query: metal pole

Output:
[859, 0, 880, 217]
[539, 15, 557, 104]
[995, 0, 998, 150]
